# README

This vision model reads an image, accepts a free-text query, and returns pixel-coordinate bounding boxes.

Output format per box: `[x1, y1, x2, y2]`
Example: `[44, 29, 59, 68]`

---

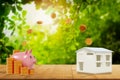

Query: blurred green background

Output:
[0, 0, 120, 64]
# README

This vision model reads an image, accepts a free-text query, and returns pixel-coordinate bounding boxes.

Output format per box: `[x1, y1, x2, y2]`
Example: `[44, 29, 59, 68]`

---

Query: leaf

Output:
[12, 7, 16, 13]
[0, 45, 2, 50]
[11, 28, 15, 35]
[11, 15, 18, 20]
[73, 0, 82, 4]
[24, 25, 30, 29]
[6, 46, 14, 51]
[3, 3, 11, 16]
[22, 10, 27, 17]
[17, 6, 22, 11]
[0, 33, 5, 38]
[3, 37, 9, 42]
[8, 26, 14, 30]
[70, 45, 76, 51]
[80, 2, 88, 12]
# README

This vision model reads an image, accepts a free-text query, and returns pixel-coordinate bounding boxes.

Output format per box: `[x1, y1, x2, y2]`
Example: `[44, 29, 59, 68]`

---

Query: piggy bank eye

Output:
[30, 56, 32, 58]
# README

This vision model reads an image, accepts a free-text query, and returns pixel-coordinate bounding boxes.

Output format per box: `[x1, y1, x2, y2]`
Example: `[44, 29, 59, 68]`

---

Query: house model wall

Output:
[76, 47, 113, 74]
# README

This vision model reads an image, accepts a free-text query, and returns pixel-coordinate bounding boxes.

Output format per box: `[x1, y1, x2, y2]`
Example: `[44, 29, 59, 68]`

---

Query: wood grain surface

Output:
[0, 65, 120, 79]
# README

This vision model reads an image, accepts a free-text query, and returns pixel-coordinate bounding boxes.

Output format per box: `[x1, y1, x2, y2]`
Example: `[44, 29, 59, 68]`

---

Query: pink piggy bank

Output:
[11, 50, 36, 69]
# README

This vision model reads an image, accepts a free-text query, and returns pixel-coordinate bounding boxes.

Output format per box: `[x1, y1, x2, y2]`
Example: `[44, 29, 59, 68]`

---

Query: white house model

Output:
[76, 47, 113, 74]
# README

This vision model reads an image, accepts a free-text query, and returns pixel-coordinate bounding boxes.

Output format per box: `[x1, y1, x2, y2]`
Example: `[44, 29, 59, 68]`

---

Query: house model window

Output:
[87, 53, 93, 55]
[96, 62, 101, 67]
[106, 55, 110, 61]
[79, 62, 83, 70]
[96, 55, 101, 61]
[106, 62, 110, 67]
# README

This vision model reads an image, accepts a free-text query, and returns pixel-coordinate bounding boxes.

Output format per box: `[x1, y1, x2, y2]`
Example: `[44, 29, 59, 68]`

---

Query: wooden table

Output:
[0, 65, 120, 79]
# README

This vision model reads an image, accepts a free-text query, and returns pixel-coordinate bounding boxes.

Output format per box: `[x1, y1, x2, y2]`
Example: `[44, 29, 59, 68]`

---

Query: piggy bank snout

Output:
[33, 59, 36, 64]
[33, 61, 36, 64]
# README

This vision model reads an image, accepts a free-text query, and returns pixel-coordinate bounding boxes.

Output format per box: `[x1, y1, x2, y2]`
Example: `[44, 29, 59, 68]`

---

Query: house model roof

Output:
[76, 47, 113, 53]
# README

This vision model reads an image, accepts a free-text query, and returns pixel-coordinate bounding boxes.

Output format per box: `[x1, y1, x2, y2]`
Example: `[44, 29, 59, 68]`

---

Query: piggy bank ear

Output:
[25, 50, 29, 54]
[29, 49, 32, 54]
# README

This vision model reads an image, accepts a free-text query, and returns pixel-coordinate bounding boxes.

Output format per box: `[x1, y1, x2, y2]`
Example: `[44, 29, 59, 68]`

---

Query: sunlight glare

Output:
[22, 2, 53, 25]
[22, 2, 58, 35]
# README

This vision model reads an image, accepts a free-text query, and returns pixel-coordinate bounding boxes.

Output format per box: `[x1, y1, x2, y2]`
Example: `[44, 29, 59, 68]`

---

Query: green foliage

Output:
[0, 0, 25, 63]
[0, 0, 120, 64]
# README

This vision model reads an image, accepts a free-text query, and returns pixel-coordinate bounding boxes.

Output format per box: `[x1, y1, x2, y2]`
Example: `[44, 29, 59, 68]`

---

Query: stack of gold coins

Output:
[18, 61, 22, 74]
[21, 67, 29, 75]
[6, 58, 14, 74]
[14, 60, 22, 74]
[29, 69, 34, 75]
